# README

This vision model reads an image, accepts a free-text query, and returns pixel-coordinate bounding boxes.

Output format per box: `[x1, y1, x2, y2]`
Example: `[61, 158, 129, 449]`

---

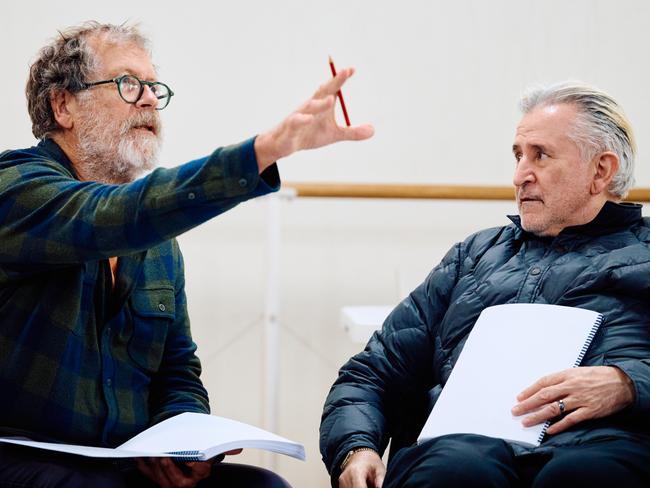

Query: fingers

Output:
[545, 407, 589, 435]
[136, 458, 177, 488]
[254, 66, 372, 167]
[512, 382, 568, 417]
[516, 370, 566, 401]
[520, 399, 588, 435]
[512, 371, 573, 428]
[339, 124, 375, 141]
[287, 115, 374, 143]
[136, 457, 210, 488]
[159, 458, 193, 487]
[314, 67, 355, 98]
[299, 95, 335, 115]
[518, 397, 569, 427]
[182, 461, 213, 481]
[293, 94, 374, 140]
[510, 366, 637, 437]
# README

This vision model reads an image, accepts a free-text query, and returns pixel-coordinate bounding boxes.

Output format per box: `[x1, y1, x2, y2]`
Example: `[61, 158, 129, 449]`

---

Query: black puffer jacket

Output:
[320, 202, 650, 483]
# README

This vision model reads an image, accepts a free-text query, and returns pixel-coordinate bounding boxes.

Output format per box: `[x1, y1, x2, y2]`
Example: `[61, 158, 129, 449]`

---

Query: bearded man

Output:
[0, 21, 373, 487]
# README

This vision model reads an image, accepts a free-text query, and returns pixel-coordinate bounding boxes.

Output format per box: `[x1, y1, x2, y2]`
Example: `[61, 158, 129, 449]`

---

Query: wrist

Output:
[611, 366, 635, 405]
[340, 447, 377, 472]
[254, 131, 281, 173]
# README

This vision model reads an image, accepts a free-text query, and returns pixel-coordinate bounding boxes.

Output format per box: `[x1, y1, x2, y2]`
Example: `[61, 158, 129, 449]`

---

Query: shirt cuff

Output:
[216, 136, 280, 198]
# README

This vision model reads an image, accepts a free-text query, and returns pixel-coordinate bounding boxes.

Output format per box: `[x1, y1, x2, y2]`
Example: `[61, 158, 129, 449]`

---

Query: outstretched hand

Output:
[511, 366, 635, 435]
[254, 67, 374, 172]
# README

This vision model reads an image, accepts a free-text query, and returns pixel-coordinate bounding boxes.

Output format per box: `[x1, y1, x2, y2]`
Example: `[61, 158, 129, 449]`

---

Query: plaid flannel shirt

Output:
[0, 138, 279, 446]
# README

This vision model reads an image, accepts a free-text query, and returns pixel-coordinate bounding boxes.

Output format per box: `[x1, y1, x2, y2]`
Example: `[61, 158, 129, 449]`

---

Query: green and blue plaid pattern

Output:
[0, 138, 279, 446]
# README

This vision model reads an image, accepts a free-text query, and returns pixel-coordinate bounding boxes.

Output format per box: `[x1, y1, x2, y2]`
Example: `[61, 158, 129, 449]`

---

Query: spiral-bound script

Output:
[418, 304, 603, 448]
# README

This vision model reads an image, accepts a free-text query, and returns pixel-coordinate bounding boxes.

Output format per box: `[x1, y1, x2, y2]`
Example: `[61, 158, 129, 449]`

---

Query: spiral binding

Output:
[169, 450, 203, 462]
[573, 315, 603, 367]
[535, 313, 604, 445]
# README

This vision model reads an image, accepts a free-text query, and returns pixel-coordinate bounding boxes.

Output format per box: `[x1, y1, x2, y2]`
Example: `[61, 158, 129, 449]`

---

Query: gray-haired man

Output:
[320, 83, 650, 488]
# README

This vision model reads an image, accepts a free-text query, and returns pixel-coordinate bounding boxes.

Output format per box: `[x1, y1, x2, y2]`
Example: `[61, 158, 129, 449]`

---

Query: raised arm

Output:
[0, 139, 276, 268]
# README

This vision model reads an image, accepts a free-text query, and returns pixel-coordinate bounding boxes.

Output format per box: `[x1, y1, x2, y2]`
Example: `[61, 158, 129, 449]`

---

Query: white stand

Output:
[340, 306, 393, 343]
[262, 189, 295, 469]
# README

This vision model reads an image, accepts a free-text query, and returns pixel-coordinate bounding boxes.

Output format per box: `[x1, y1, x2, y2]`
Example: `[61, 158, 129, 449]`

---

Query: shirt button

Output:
[158, 303, 166, 312]
[530, 267, 541, 276]
[188, 192, 196, 200]
[238, 178, 248, 188]
[106, 378, 112, 387]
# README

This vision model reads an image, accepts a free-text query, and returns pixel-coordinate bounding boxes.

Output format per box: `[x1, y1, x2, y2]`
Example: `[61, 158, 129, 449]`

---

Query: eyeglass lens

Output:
[118, 75, 171, 109]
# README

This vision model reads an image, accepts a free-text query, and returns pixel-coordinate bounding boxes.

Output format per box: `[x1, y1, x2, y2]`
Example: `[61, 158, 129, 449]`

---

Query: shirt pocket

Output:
[127, 287, 175, 372]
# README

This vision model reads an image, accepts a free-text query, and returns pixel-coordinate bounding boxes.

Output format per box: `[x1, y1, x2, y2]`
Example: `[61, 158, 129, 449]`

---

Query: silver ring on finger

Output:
[558, 399, 566, 414]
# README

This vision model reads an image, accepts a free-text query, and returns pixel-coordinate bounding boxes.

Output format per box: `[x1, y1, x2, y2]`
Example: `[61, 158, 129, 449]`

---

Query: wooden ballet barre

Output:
[284, 183, 650, 202]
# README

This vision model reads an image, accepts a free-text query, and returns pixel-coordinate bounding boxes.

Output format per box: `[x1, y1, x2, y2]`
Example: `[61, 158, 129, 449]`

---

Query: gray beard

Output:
[75, 108, 162, 184]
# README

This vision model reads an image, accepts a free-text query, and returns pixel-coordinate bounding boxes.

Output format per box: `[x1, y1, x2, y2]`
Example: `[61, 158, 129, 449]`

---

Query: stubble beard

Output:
[75, 99, 162, 184]
[517, 189, 593, 237]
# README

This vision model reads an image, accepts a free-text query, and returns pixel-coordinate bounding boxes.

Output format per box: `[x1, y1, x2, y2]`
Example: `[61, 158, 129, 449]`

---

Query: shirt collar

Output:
[37, 138, 78, 179]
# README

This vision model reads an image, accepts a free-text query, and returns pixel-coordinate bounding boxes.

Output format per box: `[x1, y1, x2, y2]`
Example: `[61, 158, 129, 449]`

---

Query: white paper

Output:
[0, 439, 156, 458]
[418, 304, 601, 447]
[120, 412, 305, 460]
[0, 413, 305, 461]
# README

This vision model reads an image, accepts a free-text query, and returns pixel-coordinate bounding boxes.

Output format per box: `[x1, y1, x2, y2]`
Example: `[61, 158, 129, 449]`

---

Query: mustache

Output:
[517, 190, 543, 201]
[120, 111, 162, 136]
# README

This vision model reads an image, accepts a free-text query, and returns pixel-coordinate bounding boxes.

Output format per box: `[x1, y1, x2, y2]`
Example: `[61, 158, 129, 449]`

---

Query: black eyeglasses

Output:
[80, 74, 174, 110]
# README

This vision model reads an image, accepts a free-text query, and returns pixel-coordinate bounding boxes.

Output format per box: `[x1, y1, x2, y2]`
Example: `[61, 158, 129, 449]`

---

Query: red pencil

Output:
[328, 56, 351, 126]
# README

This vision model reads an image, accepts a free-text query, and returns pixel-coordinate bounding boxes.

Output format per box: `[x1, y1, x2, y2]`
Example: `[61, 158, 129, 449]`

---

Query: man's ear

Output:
[50, 90, 76, 130]
[591, 151, 619, 195]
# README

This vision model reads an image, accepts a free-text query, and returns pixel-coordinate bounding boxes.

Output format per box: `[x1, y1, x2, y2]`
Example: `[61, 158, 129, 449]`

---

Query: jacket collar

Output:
[508, 201, 643, 241]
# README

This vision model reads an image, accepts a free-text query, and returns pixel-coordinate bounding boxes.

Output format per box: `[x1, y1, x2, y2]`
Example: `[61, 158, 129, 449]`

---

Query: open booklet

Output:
[0, 412, 305, 462]
[418, 303, 602, 447]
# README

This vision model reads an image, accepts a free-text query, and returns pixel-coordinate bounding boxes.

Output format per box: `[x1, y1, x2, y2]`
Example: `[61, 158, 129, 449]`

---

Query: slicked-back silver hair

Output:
[26, 21, 150, 139]
[519, 81, 636, 198]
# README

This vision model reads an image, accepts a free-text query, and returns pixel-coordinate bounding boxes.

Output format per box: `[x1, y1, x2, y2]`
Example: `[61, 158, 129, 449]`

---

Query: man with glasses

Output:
[0, 21, 373, 487]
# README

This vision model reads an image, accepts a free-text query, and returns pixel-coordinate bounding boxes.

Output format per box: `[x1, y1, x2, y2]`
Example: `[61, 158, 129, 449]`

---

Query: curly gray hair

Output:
[520, 81, 636, 199]
[26, 21, 150, 139]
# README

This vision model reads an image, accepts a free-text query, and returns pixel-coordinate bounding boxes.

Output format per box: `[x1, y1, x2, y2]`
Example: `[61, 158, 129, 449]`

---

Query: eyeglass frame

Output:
[79, 74, 174, 110]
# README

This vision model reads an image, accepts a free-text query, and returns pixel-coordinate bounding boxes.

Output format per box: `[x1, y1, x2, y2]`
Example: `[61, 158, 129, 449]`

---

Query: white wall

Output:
[2, 1, 650, 486]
